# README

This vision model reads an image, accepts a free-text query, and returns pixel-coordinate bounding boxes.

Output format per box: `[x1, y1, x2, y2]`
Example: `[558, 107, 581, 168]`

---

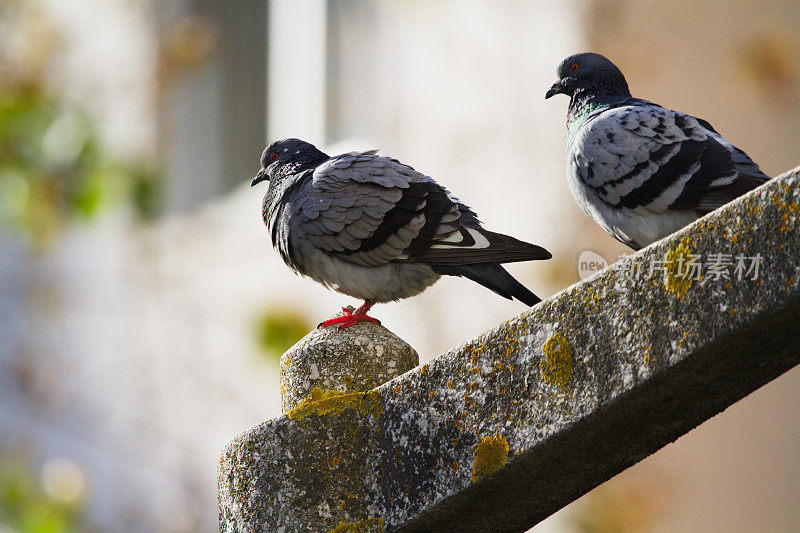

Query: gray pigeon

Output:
[545, 52, 770, 250]
[251, 138, 551, 328]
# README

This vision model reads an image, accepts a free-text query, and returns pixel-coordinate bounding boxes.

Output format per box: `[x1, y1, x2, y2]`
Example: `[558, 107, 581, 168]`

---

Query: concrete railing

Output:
[219, 167, 800, 532]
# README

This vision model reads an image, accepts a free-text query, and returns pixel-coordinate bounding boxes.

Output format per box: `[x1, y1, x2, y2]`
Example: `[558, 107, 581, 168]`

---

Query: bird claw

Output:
[318, 304, 380, 329]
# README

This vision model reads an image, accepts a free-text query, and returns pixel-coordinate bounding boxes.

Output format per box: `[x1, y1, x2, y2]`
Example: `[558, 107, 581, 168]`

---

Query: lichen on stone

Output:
[330, 517, 384, 533]
[771, 188, 800, 232]
[471, 434, 509, 482]
[663, 239, 696, 299]
[469, 346, 483, 365]
[287, 386, 382, 421]
[540, 332, 573, 390]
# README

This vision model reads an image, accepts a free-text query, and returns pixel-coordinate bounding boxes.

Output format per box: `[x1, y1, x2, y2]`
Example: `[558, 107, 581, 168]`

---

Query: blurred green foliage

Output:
[0, 82, 160, 247]
[0, 458, 84, 533]
[254, 308, 313, 360]
[0, 0, 160, 248]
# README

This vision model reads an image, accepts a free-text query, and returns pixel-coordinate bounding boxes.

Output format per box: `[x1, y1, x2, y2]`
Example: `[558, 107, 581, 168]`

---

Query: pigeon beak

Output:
[251, 169, 268, 187]
[545, 80, 565, 99]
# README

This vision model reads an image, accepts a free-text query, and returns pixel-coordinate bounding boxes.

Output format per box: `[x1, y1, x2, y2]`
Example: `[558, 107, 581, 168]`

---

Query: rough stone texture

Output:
[220, 320, 418, 533]
[280, 314, 419, 413]
[219, 168, 800, 532]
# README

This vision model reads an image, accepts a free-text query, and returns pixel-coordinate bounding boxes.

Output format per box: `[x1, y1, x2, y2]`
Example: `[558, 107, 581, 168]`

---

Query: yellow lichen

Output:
[472, 434, 509, 482]
[502, 336, 519, 359]
[540, 332, 573, 390]
[663, 240, 695, 298]
[470, 346, 482, 365]
[420, 364, 429, 374]
[583, 286, 602, 315]
[330, 517, 384, 533]
[287, 387, 381, 421]
[771, 189, 800, 232]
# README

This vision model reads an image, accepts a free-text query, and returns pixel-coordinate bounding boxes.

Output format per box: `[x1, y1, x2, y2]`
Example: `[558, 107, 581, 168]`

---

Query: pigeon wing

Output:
[573, 104, 767, 215]
[299, 152, 549, 267]
[298, 152, 448, 267]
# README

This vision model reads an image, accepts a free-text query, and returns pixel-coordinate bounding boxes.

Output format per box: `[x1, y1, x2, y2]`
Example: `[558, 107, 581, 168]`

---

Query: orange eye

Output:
[270, 152, 279, 161]
[570, 62, 579, 72]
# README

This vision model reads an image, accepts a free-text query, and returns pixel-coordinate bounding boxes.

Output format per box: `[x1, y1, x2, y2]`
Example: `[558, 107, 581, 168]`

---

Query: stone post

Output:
[218, 318, 418, 532]
[280, 309, 419, 413]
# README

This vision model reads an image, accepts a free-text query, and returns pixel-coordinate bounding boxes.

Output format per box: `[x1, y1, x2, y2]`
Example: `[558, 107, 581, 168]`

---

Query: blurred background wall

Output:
[0, 0, 798, 531]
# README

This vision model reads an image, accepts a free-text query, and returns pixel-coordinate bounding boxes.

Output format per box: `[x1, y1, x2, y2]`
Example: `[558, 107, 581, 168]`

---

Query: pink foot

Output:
[318, 303, 380, 329]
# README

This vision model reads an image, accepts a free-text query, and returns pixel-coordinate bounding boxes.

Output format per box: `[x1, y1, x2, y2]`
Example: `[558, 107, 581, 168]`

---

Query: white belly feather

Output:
[291, 243, 441, 303]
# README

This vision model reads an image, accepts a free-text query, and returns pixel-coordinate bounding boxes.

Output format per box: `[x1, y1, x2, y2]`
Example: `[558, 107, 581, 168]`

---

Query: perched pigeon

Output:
[251, 138, 551, 328]
[545, 52, 770, 250]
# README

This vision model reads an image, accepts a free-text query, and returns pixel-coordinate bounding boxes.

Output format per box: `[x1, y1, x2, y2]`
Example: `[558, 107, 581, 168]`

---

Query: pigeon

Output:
[545, 52, 770, 250]
[251, 138, 551, 328]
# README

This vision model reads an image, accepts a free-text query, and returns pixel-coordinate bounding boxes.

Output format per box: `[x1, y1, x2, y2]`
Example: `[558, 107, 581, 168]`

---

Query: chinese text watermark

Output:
[578, 251, 763, 283]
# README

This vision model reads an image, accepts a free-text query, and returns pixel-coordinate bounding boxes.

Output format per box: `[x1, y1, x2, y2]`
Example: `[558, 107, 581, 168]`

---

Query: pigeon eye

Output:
[570, 62, 579, 72]
[270, 152, 279, 161]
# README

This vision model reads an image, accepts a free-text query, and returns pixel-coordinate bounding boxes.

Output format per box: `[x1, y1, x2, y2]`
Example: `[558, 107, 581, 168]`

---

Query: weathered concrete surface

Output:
[220, 320, 417, 532]
[280, 314, 419, 413]
[219, 168, 800, 532]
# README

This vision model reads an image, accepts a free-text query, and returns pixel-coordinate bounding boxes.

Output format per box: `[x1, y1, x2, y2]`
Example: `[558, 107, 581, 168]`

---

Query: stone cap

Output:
[280, 314, 419, 413]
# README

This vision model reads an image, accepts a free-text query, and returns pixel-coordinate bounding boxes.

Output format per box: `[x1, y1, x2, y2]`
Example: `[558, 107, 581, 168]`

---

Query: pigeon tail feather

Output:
[431, 262, 542, 306]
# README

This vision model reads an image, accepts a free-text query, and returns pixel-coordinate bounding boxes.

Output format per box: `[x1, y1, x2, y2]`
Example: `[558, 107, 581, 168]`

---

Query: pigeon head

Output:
[251, 138, 329, 186]
[545, 52, 630, 101]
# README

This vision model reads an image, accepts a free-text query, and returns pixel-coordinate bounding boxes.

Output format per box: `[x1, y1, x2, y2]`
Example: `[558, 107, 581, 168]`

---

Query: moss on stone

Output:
[472, 434, 509, 482]
[540, 332, 573, 390]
